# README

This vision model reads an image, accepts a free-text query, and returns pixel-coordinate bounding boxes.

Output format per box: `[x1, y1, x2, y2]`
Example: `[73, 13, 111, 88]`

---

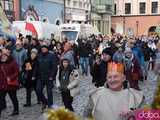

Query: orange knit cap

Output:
[107, 62, 124, 74]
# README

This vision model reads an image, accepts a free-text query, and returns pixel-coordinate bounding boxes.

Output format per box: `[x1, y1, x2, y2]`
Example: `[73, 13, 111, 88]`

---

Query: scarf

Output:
[124, 54, 134, 70]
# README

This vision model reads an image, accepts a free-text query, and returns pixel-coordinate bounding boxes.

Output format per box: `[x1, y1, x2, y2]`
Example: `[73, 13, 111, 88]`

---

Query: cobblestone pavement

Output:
[1, 71, 158, 120]
[1, 75, 93, 120]
[140, 70, 158, 105]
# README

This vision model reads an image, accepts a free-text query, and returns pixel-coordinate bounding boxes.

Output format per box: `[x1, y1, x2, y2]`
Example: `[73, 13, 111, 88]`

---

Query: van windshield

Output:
[61, 31, 78, 41]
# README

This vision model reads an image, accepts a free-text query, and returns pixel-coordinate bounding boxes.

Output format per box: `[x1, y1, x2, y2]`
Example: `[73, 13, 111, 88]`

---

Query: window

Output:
[4, 0, 13, 11]
[139, 2, 146, 14]
[83, 3, 85, 9]
[73, 1, 77, 7]
[106, 4, 112, 12]
[152, 2, 158, 14]
[114, 4, 117, 15]
[87, 3, 90, 10]
[62, 31, 78, 41]
[79, 1, 82, 8]
[67, 0, 71, 6]
[125, 3, 131, 14]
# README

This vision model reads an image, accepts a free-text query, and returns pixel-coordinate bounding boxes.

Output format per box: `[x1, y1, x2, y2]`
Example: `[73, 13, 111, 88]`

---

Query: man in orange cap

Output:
[84, 62, 144, 120]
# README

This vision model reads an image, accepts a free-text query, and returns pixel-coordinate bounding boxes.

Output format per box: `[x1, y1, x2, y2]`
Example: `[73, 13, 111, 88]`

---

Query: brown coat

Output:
[125, 56, 142, 90]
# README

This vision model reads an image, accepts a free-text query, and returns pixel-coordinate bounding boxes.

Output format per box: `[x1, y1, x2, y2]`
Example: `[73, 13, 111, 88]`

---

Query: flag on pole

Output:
[25, 22, 38, 36]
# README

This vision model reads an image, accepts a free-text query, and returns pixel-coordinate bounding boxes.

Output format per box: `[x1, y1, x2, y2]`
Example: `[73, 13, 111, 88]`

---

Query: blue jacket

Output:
[12, 48, 27, 71]
[132, 47, 145, 67]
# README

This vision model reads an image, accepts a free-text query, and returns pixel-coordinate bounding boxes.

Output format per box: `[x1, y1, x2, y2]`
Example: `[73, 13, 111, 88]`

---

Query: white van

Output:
[60, 23, 99, 44]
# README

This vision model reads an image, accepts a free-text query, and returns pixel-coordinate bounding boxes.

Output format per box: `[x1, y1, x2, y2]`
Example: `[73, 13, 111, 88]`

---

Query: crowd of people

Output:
[0, 33, 160, 120]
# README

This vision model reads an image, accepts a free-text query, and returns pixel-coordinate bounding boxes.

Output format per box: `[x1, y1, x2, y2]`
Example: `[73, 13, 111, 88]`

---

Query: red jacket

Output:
[0, 57, 19, 91]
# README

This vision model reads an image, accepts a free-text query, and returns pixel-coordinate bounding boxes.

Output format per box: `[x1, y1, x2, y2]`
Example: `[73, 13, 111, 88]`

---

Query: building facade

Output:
[65, 0, 91, 23]
[0, 0, 20, 22]
[20, 0, 64, 24]
[112, 0, 160, 36]
[91, 0, 114, 35]
[0, 0, 15, 21]
[14, 0, 20, 21]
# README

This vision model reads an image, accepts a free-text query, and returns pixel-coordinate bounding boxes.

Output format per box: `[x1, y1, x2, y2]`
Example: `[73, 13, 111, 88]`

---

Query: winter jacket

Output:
[124, 55, 142, 90]
[22, 58, 38, 88]
[141, 44, 153, 61]
[12, 48, 27, 70]
[0, 57, 19, 91]
[37, 52, 58, 81]
[58, 65, 73, 91]
[132, 47, 145, 66]
[91, 60, 108, 87]
[78, 42, 92, 57]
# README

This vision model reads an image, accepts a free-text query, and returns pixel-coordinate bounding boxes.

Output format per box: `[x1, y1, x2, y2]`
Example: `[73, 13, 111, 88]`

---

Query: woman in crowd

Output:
[22, 48, 40, 107]
[58, 59, 79, 111]
[49, 39, 57, 51]
[123, 48, 142, 90]
[0, 48, 19, 116]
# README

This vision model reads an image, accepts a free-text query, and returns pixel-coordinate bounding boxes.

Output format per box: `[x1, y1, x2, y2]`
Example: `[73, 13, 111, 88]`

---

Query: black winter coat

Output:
[58, 65, 73, 91]
[91, 60, 108, 87]
[78, 42, 92, 57]
[141, 45, 154, 61]
[22, 58, 38, 88]
[37, 52, 58, 81]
